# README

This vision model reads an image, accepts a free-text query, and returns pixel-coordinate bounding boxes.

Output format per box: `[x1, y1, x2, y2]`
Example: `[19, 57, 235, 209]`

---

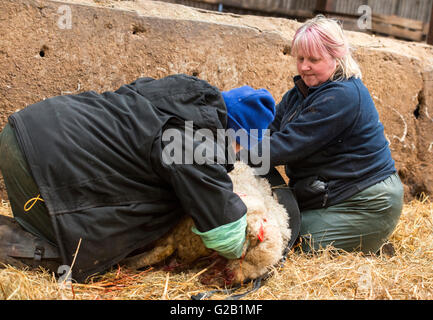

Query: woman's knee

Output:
[298, 190, 403, 254]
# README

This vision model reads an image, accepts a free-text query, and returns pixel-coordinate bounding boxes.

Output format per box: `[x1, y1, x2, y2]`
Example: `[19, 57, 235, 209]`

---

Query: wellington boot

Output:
[0, 214, 61, 272]
[260, 167, 301, 249]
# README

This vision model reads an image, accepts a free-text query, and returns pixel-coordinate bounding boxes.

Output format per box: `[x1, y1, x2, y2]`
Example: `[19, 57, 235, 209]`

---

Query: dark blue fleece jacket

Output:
[256, 76, 396, 211]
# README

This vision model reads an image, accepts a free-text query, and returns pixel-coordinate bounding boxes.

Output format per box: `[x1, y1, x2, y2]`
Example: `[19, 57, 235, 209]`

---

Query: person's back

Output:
[0, 74, 277, 282]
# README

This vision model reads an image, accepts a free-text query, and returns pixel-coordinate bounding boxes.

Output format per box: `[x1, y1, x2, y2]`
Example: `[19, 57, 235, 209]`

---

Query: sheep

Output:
[121, 161, 291, 286]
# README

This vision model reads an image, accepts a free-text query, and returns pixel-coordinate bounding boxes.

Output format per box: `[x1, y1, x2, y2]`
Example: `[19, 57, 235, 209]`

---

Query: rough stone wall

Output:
[0, 0, 432, 201]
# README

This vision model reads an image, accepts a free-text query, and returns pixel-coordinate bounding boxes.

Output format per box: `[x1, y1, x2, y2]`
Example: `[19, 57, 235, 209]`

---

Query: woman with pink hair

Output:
[252, 15, 403, 254]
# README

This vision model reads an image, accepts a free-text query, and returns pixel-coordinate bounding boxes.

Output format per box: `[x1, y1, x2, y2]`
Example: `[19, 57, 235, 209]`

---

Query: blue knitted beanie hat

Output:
[222, 86, 275, 149]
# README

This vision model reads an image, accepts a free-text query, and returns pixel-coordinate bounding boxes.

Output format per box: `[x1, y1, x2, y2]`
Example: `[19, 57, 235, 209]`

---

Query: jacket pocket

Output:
[293, 176, 329, 208]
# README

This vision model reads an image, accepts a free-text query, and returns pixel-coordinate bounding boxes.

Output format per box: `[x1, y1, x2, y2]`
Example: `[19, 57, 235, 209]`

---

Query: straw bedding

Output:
[0, 196, 432, 300]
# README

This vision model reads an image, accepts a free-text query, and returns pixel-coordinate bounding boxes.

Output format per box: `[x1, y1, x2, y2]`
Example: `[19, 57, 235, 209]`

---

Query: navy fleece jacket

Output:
[252, 76, 396, 210]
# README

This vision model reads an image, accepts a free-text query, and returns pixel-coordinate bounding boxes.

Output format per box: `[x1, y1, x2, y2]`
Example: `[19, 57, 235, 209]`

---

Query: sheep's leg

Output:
[121, 236, 175, 270]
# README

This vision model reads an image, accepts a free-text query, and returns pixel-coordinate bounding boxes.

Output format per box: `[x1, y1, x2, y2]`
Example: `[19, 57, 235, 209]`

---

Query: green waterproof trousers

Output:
[0, 123, 57, 245]
[299, 173, 404, 254]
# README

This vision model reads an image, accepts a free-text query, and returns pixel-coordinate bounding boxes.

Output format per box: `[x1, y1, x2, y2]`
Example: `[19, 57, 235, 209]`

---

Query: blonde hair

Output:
[292, 15, 362, 81]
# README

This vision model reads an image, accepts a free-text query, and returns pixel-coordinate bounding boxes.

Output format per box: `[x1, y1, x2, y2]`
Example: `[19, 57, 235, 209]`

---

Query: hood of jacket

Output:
[8, 74, 240, 283]
[133, 74, 228, 133]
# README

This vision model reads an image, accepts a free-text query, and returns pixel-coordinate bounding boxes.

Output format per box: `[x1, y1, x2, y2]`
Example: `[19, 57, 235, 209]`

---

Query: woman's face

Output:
[296, 50, 337, 87]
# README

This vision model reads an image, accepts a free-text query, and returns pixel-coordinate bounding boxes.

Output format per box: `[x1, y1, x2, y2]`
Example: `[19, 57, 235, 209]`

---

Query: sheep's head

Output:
[198, 236, 254, 287]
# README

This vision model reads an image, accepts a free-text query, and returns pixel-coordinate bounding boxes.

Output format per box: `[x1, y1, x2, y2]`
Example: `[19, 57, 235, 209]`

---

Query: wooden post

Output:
[315, 0, 336, 14]
[427, 0, 433, 45]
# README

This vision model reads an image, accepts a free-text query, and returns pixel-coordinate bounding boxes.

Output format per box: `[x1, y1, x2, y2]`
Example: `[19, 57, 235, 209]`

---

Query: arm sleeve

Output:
[268, 101, 284, 134]
[253, 85, 360, 167]
[158, 129, 247, 259]
[268, 90, 292, 134]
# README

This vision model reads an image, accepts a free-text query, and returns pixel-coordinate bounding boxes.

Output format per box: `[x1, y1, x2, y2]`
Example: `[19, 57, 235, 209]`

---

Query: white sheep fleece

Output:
[228, 161, 291, 283]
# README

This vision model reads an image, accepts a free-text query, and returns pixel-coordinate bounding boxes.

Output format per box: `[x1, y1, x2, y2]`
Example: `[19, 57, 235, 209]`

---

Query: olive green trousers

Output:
[299, 173, 404, 254]
[0, 123, 57, 245]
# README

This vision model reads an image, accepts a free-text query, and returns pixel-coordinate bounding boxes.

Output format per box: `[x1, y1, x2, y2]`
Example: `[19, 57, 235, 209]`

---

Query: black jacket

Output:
[8, 74, 246, 282]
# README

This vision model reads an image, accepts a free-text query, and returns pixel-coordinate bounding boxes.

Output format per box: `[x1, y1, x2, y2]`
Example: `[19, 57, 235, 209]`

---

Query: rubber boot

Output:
[0, 214, 61, 272]
[260, 167, 301, 249]
[272, 186, 301, 249]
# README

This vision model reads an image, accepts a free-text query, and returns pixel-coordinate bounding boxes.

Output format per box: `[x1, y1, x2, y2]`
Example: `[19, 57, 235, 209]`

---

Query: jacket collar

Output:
[294, 76, 309, 98]
[293, 75, 332, 99]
